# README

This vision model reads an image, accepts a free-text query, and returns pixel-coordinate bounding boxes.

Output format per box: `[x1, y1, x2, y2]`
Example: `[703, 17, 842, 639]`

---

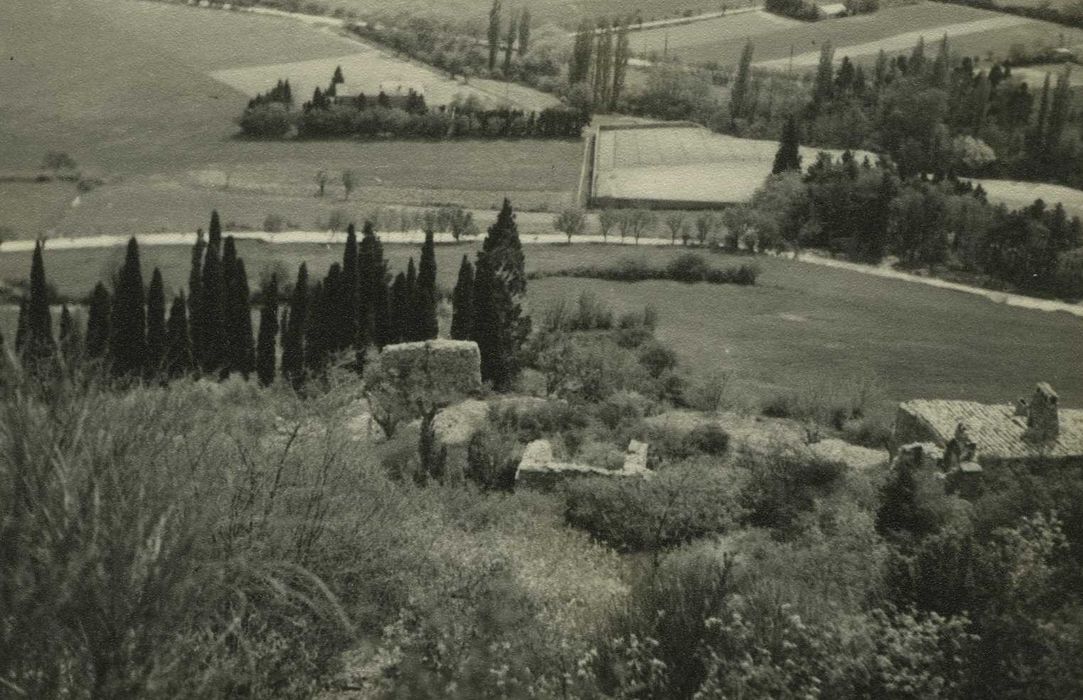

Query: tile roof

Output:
[899, 399, 1083, 461]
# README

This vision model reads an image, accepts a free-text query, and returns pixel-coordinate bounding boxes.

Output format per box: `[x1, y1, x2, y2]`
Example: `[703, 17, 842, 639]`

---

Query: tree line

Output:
[239, 66, 588, 139]
[5, 201, 532, 391]
[629, 34, 1083, 190]
[566, 17, 633, 113]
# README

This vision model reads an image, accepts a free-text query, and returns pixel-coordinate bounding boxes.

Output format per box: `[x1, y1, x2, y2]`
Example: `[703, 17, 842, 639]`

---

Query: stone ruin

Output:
[1020, 382, 1061, 443]
[515, 438, 652, 490]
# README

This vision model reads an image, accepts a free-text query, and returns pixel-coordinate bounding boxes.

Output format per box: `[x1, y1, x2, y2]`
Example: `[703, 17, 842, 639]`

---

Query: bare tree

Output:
[315, 170, 328, 198]
[664, 211, 688, 245]
[695, 211, 721, 246]
[598, 208, 620, 242]
[341, 169, 357, 200]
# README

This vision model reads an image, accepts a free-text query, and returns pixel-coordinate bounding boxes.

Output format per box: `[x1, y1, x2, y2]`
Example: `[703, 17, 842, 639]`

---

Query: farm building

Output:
[892, 383, 1083, 471]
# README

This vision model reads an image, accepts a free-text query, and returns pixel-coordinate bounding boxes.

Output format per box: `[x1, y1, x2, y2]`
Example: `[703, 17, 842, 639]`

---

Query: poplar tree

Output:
[730, 40, 754, 125]
[610, 20, 631, 111]
[593, 23, 614, 108]
[282, 263, 308, 388]
[165, 293, 193, 378]
[503, 11, 517, 75]
[110, 237, 146, 378]
[473, 199, 529, 390]
[417, 231, 439, 340]
[569, 20, 594, 85]
[256, 276, 279, 387]
[488, 0, 502, 72]
[772, 115, 802, 174]
[22, 241, 55, 365]
[85, 282, 111, 360]
[518, 8, 531, 56]
[450, 255, 475, 341]
[145, 267, 166, 376]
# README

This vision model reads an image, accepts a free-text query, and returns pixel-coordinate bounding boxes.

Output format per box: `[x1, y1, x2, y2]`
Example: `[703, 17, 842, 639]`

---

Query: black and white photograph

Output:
[2, 0, 1083, 696]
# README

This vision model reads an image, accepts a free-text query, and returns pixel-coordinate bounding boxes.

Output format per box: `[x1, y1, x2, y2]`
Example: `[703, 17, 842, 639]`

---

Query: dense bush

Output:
[740, 451, 849, 533]
[765, 0, 821, 20]
[563, 464, 746, 551]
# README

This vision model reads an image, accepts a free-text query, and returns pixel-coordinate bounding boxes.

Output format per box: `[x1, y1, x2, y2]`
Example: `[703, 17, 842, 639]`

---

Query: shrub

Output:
[491, 399, 589, 443]
[688, 423, 730, 456]
[465, 426, 518, 490]
[595, 390, 653, 430]
[563, 464, 746, 551]
[262, 213, 286, 232]
[740, 451, 848, 534]
[238, 103, 294, 137]
[638, 340, 678, 378]
[541, 292, 615, 332]
[666, 253, 711, 282]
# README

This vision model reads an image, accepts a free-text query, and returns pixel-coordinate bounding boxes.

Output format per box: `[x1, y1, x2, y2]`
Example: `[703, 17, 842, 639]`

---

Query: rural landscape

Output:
[3, 0, 1083, 697]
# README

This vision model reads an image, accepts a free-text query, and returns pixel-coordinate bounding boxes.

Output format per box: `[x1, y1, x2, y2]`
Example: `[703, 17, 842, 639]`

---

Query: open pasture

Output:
[592, 125, 871, 205]
[637, 1, 1075, 68]
[3, 243, 1080, 418]
[629, 10, 799, 60]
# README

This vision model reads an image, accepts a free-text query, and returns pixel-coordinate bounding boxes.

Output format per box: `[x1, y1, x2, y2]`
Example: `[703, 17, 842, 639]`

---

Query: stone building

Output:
[892, 383, 1083, 471]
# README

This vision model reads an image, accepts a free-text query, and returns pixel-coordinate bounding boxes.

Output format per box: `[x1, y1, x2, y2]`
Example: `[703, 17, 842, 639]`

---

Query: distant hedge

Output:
[535, 255, 761, 286]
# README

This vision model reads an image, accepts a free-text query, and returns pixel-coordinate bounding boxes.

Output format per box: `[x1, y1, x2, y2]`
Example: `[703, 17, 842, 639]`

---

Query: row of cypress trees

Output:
[6, 200, 528, 391]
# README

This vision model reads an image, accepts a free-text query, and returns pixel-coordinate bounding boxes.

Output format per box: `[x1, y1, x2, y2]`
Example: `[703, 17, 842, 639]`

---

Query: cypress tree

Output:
[85, 282, 111, 360]
[14, 298, 27, 357]
[812, 41, 835, 110]
[209, 209, 222, 249]
[772, 115, 802, 174]
[145, 268, 166, 376]
[22, 241, 55, 366]
[450, 255, 475, 341]
[1046, 69, 1071, 153]
[198, 221, 225, 373]
[359, 222, 392, 348]
[304, 280, 327, 374]
[222, 237, 254, 377]
[488, 0, 502, 72]
[390, 271, 409, 345]
[256, 275, 279, 387]
[405, 257, 419, 341]
[730, 40, 754, 125]
[518, 7, 530, 56]
[1031, 72, 1051, 158]
[341, 223, 361, 355]
[187, 228, 206, 363]
[282, 263, 308, 388]
[165, 292, 193, 378]
[110, 237, 146, 378]
[59, 304, 81, 362]
[473, 198, 530, 390]
[417, 230, 439, 340]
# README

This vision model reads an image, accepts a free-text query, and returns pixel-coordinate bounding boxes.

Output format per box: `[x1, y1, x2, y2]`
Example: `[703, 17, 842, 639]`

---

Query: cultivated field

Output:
[0, 0, 576, 240]
[971, 178, 1083, 220]
[629, 1, 1083, 68]
[592, 125, 872, 205]
[3, 243, 1081, 417]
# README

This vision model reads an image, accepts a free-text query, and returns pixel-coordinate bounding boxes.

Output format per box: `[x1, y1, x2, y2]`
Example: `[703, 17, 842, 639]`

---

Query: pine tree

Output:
[488, 0, 502, 72]
[85, 282, 111, 360]
[450, 255, 475, 341]
[416, 230, 439, 340]
[812, 41, 835, 110]
[908, 35, 926, 75]
[473, 199, 530, 390]
[730, 40, 754, 125]
[340, 223, 361, 356]
[256, 276, 279, 387]
[282, 263, 308, 388]
[146, 268, 166, 376]
[772, 115, 802, 174]
[109, 237, 146, 378]
[22, 241, 55, 365]
[165, 293, 193, 378]
[59, 304, 81, 361]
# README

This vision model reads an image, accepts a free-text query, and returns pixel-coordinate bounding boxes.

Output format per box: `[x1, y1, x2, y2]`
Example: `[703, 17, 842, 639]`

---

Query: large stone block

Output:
[380, 339, 482, 398]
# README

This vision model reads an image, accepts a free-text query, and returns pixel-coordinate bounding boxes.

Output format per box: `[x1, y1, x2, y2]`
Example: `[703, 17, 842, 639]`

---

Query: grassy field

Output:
[0, 0, 579, 239]
[629, 10, 800, 60]
[593, 126, 872, 204]
[2, 243, 1080, 417]
[632, 1, 1083, 67]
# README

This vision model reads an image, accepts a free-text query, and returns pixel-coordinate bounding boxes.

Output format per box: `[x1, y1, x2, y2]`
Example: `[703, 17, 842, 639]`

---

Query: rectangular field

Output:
[629, 10, 800, 60]
[592, 125, 871, 206]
